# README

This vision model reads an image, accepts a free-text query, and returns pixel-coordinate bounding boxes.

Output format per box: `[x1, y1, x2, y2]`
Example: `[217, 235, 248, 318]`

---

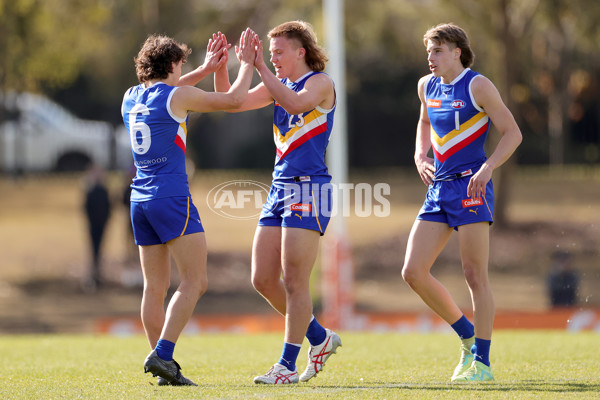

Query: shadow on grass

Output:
[332, 380, 600, 393]
[191, 380, 600, 395]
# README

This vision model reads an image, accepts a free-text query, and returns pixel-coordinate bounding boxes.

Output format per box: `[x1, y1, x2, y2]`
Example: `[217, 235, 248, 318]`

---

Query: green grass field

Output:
[2, 331, 598, 399]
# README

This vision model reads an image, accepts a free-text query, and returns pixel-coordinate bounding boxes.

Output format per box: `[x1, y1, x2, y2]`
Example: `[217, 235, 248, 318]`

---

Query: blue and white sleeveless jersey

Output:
[425, 68, 490, 180]
[121, 82, 189, 201]
[272, 71, 336, 181]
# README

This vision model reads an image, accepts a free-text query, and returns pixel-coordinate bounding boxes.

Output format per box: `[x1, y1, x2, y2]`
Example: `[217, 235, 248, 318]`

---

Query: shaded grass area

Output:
[2, 331, 598, 399]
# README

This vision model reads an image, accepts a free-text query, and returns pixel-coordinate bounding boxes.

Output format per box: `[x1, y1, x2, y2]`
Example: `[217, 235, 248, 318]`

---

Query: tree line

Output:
[1, 0, 598, 172]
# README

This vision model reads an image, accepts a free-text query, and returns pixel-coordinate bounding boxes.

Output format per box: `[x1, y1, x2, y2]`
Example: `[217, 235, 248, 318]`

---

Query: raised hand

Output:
[203, 32, 231, 73]
[235, 28, 257, 64]
[253, 37, 265, 69]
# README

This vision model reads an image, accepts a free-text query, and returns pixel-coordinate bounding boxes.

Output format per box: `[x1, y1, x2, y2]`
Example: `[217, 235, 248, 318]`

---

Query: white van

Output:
[0, 92, 131, 173]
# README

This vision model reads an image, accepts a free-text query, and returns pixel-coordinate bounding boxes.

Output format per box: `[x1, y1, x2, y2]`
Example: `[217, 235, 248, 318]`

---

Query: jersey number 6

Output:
[129, 103, 151, 155]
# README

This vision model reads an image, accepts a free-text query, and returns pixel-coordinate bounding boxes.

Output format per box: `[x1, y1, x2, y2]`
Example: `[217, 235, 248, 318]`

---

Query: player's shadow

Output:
[224, 381, 600, 394]
[331, 380, 600, 393]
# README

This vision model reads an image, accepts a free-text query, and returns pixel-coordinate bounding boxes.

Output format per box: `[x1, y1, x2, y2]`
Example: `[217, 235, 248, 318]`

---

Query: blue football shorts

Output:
[258, 177, 332, 236]
[417, 175, 494, 230]
[131, 195, 204, 246]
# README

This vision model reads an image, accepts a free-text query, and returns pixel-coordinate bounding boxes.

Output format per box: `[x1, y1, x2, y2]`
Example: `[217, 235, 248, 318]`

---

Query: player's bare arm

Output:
[415, 74, 436, 186]
[216, 82, 273, 113]
[467, 76, 522, 198]
[256, 70, 334, 115]
[213, 34, 274, 113]
[177, 33, 229, 87]
[171, 28, 256, 115]
[212, 32, 232, 93]
[254, 40, 334, 115]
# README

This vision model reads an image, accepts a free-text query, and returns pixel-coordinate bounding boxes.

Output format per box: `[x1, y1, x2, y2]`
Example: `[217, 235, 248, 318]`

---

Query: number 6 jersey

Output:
[121, 83, 190, 202]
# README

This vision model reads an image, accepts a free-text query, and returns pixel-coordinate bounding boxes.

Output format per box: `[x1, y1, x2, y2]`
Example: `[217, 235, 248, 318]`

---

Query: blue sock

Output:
[305, 316, 327, 346]
[278, 342, 301, 372]
[471, 338, 491, 366]
[155, 339, 175, 361]
[450, 315, 475, 340]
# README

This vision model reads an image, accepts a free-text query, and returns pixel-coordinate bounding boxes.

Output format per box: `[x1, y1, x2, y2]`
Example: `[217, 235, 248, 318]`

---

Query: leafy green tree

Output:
[3, 0, 597, 181]
[0, 0, 113, 92]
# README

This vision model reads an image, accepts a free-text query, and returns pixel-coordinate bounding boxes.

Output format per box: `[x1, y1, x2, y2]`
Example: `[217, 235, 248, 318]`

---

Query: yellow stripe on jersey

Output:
[175, 121, 188, 150]
[431, 112, 487, 147]
[273, 109, 323, 145]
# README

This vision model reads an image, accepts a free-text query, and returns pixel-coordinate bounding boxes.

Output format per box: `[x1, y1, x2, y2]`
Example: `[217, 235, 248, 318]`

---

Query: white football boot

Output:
[299, 329, 342, 382]
[253, 363, 299, 385]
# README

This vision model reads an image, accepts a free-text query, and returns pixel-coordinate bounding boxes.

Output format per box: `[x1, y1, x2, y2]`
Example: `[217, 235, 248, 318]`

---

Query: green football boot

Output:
[450, 339, 475, 381]
[452, 360, 494, 382]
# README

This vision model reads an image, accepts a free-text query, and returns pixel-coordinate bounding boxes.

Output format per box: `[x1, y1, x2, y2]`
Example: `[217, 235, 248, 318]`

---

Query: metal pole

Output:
[324, 0, 348, 221]
[322, 0, 354, 330]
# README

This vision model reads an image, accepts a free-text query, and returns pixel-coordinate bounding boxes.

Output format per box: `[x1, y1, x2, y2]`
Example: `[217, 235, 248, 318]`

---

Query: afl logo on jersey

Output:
[452, 100, 466, 109]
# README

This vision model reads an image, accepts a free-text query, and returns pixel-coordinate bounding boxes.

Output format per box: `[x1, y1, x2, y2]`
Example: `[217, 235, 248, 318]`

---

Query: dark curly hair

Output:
[423, 23, 474, 68]
[268, 21, 328, 72]
[134, 34, 191, 83]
